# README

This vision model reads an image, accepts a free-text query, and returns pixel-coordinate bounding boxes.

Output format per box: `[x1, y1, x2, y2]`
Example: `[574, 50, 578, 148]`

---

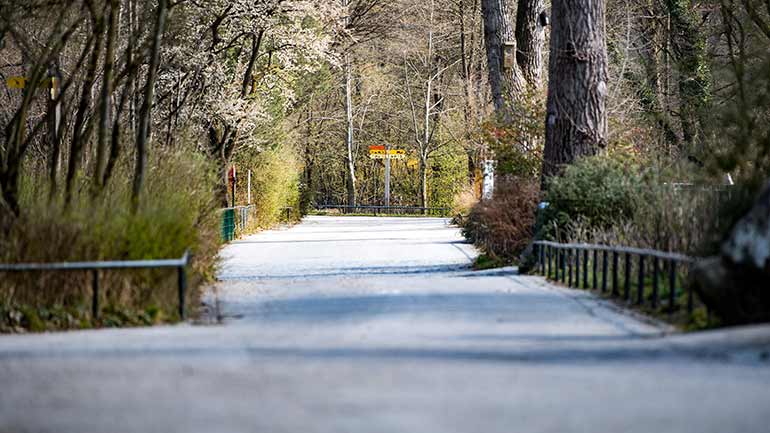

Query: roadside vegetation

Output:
[2, 0, 769, 331]
[453, 0, 770, 328]
[0, 1, 335, 332]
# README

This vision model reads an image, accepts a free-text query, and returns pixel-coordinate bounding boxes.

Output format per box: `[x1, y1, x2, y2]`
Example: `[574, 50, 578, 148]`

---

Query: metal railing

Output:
[0, 251, 191, 320]
[316, 204, 451, 216]
[533, 241, 700, 315]
[221, 205, 255, 242]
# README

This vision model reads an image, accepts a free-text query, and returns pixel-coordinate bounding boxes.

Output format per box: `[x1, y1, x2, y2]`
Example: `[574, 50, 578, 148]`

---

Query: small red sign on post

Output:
[228, 166, 237, 207]
[228, 166, 237, 184]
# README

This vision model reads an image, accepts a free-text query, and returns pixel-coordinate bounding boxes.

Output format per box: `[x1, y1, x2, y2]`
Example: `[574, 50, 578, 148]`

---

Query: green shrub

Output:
[428, 146, 469, 210]
[540, 154, 643, 240]
[235, 142, 302, 232]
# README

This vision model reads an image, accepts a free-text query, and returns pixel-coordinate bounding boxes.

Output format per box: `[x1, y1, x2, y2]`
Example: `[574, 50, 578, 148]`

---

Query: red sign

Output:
[228, 166, 236, 183]
[369, 145, 385, 151]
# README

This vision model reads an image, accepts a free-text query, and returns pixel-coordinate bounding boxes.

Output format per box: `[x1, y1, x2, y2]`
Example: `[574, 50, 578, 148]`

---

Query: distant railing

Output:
[316, 204, 451, 217]
[221, 205, 255, 241]
[221, 205, 295, 242]
[533, 241, 700, 315]
[0, 251, 191, 320]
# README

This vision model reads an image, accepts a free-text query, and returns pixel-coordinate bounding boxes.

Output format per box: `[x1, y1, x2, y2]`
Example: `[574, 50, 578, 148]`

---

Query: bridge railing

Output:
[0, 251, 191, 320]
[316, 204, 451, 217]
[533, 241, 701, 315]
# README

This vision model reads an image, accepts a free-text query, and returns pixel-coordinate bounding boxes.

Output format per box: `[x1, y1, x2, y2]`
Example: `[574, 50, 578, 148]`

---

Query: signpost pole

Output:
[230, 166, 237, 207]
[384, 145, 391, 208]
[247, 170, 252, 205]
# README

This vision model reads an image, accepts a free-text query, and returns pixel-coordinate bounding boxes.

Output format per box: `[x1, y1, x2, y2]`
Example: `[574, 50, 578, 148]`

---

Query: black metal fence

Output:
[533, 241, 700, 315]
[316, 204, 451, 216]
[0, 251, 191, 320]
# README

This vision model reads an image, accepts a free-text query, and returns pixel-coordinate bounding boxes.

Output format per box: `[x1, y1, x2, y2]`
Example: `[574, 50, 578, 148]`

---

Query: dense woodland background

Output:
[1, 0, 769, 330]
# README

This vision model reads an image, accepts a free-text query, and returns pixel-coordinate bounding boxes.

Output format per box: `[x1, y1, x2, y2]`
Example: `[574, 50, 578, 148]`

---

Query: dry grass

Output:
[461, 178, 540, 264]
[0, 149, 221, 330]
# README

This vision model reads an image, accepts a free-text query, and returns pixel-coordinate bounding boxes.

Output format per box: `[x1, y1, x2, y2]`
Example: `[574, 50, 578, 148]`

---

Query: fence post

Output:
[624, 253, 631, 301]
[583, 250, 589, 288]
[592, 250, 598, 289]
[92, 270, 100, 320]
[637, 256, 646, 305]
[178, 265, 187, 321]
[548, 246, 555, 280]
[554, 247, 559, 281]
[601, 250, 608, 293]
[247, 170, 252, 205]
[652, 257, 660, 309]
[612, 251, 619, 296]
[567, 249, 573, 287]
[575, 247, 581, 288]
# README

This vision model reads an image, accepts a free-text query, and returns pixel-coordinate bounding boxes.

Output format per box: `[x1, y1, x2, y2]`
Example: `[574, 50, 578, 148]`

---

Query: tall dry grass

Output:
[0, 149, 220, 330]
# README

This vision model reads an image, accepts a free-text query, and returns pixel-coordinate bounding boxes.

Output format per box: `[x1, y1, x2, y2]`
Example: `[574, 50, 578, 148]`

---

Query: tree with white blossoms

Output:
[155, 0, 341, 205]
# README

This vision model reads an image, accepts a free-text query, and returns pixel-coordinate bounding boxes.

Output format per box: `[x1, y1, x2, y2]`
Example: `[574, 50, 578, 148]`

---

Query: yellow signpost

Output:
[5, 76, 58, 90]
[369, 147, 406, 160]
[6, 77, 27, 89]
[369, 146, 409, 207]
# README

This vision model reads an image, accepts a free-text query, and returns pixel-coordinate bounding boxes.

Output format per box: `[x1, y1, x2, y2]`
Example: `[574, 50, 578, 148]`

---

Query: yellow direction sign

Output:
[5, 76, 59, 89]
[369, 148, 406, 160]
[6, 77, 26, 89]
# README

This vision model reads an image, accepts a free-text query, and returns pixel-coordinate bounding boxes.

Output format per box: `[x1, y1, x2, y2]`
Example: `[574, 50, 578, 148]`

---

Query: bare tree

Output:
[400, 0, 457, 208]
[132, 0, 168, 209]
[336, 0, 394, 207]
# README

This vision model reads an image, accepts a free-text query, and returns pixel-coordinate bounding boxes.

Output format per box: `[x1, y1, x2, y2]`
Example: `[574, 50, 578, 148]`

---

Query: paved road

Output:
[1, 216, 770, 433]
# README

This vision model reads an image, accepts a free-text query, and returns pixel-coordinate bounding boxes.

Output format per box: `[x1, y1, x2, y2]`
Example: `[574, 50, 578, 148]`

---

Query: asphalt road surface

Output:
[1, 216, 769, 433]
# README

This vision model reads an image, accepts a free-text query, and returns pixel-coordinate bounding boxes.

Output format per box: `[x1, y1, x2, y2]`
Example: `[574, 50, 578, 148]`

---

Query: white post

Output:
[247, 170, 252, 205]
[482, 160, 495, 200]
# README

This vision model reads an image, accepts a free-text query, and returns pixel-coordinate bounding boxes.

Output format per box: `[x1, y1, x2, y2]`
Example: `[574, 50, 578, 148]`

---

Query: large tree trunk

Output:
[481, 0, 525, 119]
[541, 0, 608, 181]
[693, 180, 770, 325]
[515, 0, 546, 88]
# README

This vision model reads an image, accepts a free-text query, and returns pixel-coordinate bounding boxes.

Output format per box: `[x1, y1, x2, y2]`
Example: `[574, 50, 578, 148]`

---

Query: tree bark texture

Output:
[542, 0, 608, 181]
[481, 0, 525, 118]
[515, 0, 546, 88]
